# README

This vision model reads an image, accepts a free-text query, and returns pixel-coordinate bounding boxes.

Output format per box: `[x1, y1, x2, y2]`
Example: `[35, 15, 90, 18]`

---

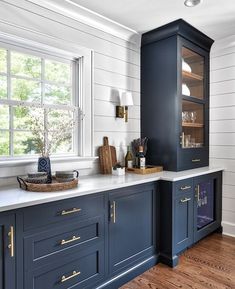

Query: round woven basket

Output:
[17, 176, 79, 192]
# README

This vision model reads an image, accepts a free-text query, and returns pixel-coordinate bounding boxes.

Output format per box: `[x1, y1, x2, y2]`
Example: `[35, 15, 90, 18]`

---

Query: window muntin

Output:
[0, 46, 78, 159]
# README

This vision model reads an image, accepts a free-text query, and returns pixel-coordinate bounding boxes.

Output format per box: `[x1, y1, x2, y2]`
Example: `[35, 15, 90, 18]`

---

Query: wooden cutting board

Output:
[98, 137, 117, 174]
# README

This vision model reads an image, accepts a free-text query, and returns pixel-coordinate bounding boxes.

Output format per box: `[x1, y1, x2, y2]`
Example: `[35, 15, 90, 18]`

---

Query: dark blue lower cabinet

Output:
[0, 214, 16, 289]
[108, 184, 158, 284]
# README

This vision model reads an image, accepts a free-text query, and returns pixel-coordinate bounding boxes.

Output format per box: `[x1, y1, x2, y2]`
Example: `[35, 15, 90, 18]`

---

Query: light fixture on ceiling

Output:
[184, 0, 203, 7]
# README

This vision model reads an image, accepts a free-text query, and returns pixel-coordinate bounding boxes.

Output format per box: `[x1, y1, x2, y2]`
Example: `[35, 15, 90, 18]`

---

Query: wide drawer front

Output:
[25, 245, 104, 289]
[24, 216, 104, 270]
[23, 193, 104, 231]
[178, 148, 208, 171]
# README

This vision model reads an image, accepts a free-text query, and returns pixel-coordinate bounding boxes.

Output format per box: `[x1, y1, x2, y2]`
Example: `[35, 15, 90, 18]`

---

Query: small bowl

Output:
[28, 172, 47, 178]
[55, 170, 79, 179]
[25, 176, 48, 184]
[56, 177, 75, 183]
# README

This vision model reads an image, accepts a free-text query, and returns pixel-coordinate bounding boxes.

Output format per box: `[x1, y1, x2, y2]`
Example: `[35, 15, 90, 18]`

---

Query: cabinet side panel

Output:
[141, 36, 178, 170]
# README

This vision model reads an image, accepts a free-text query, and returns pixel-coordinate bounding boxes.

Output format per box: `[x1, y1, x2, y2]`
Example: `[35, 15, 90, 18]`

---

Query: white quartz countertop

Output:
[0, 166, 223, 212]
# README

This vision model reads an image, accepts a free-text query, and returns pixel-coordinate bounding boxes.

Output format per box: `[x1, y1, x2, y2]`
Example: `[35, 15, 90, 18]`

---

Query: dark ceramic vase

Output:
[38, 157, 52, 183]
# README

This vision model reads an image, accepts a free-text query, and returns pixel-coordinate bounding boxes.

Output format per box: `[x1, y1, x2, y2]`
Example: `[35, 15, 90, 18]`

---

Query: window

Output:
[0, 46, 79, 159]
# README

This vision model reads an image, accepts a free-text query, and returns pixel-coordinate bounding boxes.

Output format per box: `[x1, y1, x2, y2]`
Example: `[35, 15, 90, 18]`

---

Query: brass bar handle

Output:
[180, 197, 191, 203]
[61, 270, 81, 283]
[180, 185, 191, 190]
[61, 208, 81, 216]
[192, 159, 201, 163]
[61, 235, 81, 245]
[110, 201, 116, 223]
[195, 185, 200, 202]
[8, 226, 14, 258]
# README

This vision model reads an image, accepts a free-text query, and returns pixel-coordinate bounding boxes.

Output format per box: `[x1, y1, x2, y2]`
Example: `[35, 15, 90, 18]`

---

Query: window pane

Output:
[49, 130, 73, 154]
[47, 109, 74, 131]
[0, 48, 7, 73]
[0, 75, 7, 99]
[44, 84, 71, 105]
[0, 131, 9, 156]
[11, 52, 41, 79]
[11, 78, 41, 102]
[13, 131, 39, 155]
[0, 105, 9, 129]
[45, 60, 71, 84]
[13, 106, 42, 130]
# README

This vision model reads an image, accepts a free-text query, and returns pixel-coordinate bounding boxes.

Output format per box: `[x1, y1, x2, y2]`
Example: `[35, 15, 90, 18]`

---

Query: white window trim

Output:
[0, 32, 95, 174]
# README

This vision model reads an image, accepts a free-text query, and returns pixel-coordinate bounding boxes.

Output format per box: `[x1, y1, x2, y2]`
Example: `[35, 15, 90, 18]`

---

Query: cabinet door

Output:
[0, 214, 16, 289]
[174, 191, 193, 254]
[108, 185, 155, 275]
[193, 172, 222, 242]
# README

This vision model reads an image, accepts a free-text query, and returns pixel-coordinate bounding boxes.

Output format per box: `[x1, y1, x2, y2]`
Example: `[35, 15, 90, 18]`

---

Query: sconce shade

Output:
[120, 92, 133, 106]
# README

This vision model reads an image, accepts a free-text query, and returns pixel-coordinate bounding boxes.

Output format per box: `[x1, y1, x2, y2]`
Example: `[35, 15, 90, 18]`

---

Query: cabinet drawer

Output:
[178, 149, 208, 171]
[23, 194, 104, 231]
[24, 216, 104, 270]
[174, 178, 193, 197]
[25, 245, 104, 289]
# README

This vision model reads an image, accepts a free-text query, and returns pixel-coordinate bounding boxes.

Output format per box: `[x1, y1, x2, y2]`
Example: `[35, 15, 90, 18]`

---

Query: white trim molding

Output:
[222, 221, 235, 237]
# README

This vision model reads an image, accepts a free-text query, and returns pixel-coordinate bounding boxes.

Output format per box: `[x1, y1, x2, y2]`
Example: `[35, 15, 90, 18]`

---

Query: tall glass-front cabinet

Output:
[141, 19, 214, 171]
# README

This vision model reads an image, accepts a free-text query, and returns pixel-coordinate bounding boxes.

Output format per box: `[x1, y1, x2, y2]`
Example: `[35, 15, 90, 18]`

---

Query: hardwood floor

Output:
[121, 234, 235, 289]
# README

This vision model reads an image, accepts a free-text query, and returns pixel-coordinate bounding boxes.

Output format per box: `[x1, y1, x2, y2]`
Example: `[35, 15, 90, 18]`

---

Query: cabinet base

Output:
[95, 254, 159, 289]
[159, 253, 179, 268]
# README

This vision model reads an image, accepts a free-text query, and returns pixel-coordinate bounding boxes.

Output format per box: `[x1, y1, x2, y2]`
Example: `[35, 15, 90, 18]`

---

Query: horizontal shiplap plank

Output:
[94, 84, 140, 105]
[222, 210, 235, 223]
[210, 93, 235, 108]
[210, 106, 235, 120]
[223, 171, 235, 186]
[94, 99, 140, 119]
[94, 52, 140, 79]
[94, 115, 140, 133]
[211, 79, 235, 95]
[223, 185, 235, 199]
[210, 158, 233, 171]
[210, 120, 235, 133]
[211, 66, 235, 83]
[210, 133, 235, 146]
[94, 131, 140, 148]
[94, 69, 140, 92]
[211, 53, 235, 71]
[223, 197, 235, 212]
[210, 146, 235, 159]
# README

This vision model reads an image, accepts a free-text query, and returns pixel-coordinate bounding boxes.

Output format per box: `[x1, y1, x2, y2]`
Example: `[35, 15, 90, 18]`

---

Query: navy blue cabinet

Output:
[0, 214, 16, 289]
[141, 19, 214, 171]
[108, 184, 157, 276]
[160, 171, 222, 267]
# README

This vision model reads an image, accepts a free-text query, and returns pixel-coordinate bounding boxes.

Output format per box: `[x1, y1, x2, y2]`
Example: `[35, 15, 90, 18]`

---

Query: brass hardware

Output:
[61, 235, 81, 245]
[61, 208, 81, 216]
[192, 159, 201, 162]
[195, 185, 200, 201]
[61, 270, 81, 283]
[180, 197, 191, 203]
[110, 201, 116, 223]
[180, 185, 191, 190]
[8, 226, 14, 258]
[116, 106, 129, 122]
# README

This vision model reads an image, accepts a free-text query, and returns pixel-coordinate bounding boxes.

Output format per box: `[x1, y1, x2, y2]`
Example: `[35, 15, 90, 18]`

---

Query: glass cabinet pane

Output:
[181, 100, 204, 148]
[196, 181, 214, 230]
[182, 47, 204, 100]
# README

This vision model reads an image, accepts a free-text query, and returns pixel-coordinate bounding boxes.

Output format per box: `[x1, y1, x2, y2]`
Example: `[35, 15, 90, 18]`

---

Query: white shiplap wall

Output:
[0, 0, 140, 181]
[210, 37, 235, 237]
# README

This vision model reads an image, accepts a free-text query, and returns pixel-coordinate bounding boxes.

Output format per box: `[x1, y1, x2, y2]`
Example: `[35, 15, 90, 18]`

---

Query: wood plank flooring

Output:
[121, 234, 235, 289]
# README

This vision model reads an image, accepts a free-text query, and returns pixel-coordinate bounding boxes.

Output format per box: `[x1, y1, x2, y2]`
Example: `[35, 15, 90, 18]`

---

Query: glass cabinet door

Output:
[181, 47, 205, 149]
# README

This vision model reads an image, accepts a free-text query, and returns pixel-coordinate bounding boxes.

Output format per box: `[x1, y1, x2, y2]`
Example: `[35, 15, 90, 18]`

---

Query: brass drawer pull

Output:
[61, 235, 81, 245]
[61, 208, 81, 216]
[180, 185, 191, 190]
[195, 185, 200, 201]
[192, 159, 201, 162]
[110, 201, 116, 223]
[180, 197, 191, 203]
[8, 226, 14, 258]
[61, 270, 81, 283]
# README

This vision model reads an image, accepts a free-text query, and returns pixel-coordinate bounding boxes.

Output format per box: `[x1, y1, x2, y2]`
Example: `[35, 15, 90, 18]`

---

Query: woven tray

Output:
[126, 165, 163, 175]
[17, 176, 79, 192]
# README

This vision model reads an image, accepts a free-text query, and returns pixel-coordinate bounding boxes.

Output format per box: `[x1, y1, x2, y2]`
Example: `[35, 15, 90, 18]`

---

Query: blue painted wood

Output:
[23, 193, 104, 231]
[141, 19, 213, 171]
[108, 183, 157, 276]
[0, 213, 16, 289]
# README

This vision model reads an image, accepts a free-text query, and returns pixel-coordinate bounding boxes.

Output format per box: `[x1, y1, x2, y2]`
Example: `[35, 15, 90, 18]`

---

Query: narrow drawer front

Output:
[25, 246, 104, 289]
[174, 178, 193, 197]
[24, 217, 103, 270]
[23, 194, 104, 231]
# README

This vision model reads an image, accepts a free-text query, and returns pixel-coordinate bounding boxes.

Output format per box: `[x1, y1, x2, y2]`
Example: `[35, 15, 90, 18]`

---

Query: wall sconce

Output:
[116, 92, 134, 122]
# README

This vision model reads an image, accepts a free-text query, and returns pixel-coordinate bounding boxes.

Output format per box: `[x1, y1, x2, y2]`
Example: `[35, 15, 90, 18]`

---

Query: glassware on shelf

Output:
[182, 111, 190, 123]
[190, 111, 197, 123]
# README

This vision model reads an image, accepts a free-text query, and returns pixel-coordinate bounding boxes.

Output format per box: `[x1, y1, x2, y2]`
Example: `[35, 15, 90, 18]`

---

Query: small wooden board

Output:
[98, 137, 117, 174]
[126, 165, 163, 175]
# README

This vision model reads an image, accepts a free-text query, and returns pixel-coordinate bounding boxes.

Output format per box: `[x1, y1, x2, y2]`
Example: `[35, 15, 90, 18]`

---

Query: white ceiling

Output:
[68, 0, 235, 40]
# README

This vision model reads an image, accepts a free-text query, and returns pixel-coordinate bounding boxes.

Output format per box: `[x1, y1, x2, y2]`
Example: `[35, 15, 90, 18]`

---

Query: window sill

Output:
[0, 156, 98, 168]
